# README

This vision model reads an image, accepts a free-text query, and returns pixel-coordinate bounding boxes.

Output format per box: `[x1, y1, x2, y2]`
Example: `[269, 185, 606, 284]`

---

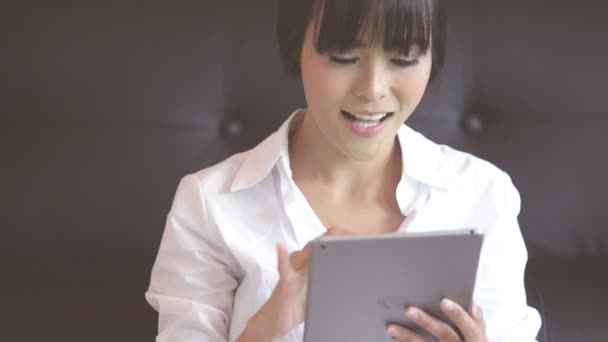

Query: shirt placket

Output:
[273, 160, 327, 250]
[395, 176, 430, 233]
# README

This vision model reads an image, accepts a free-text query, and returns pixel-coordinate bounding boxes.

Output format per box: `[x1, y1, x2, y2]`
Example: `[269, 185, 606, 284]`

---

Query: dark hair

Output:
[277, 0, 446, 81]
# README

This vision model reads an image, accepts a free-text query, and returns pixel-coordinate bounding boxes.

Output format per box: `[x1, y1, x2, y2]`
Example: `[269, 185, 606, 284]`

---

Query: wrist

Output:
[238, 310, 283, 342]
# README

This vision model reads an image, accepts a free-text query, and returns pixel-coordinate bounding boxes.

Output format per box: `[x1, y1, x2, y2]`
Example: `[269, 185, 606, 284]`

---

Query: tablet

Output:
[303, 229, 483, 342]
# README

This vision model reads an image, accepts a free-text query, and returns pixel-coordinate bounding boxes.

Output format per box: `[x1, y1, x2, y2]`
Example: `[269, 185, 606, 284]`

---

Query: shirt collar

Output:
[397, 125, 451, 191]
[230, 109, 302, 192]
[230, 109, 451, 192]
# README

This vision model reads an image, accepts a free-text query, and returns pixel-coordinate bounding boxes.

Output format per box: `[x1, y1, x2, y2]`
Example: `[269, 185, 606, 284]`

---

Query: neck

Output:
[288, 112, 402, 201]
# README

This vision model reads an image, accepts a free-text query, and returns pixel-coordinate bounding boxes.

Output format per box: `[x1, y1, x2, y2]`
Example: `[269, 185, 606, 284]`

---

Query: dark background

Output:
[2, 1, 607, 341]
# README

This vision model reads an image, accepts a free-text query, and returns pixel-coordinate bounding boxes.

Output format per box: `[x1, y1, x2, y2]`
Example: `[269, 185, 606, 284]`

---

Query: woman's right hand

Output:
[243, 243, 307, 342]
[238, 227, 353, 342]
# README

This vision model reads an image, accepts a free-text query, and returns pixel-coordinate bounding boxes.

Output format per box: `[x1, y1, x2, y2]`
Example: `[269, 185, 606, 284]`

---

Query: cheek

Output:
[319, 77, 348, 107]
[303, 65, 348, 110]
[395, 66, 432, 105]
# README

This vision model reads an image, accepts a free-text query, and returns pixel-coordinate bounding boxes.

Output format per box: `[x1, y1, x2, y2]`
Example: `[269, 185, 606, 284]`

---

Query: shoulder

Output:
[439, 145, 508, 191]
[177, 127, 281, 198]
[167, 151, 250, 223]
[405, 131, 522, 237]
[436, 145, 522, 228]
[171, 131, 282, 222]
[168, 141, 282, 261]
[402, 126, 511, 192]
[188, 151, 250, 195]
[402, 127, 520, 217]
[176, 108, 300, 197]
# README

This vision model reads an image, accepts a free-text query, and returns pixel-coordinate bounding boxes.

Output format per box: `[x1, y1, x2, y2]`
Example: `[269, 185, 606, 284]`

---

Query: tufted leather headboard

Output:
[1, 1, 607, 341]
[410, 0, 608, 257]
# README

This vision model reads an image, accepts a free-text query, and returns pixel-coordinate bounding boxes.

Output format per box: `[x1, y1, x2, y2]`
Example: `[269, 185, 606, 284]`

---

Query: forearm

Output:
[236, 312, 283, 342]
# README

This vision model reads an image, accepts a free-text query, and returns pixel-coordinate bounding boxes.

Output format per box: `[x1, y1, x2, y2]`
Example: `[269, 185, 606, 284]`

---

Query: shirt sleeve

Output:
[474, 171, 542, 342]
[145, 174, 240, 342]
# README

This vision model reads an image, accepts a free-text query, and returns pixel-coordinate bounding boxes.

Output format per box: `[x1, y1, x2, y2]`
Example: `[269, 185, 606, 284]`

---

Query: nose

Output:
[354, 63, 389, 101]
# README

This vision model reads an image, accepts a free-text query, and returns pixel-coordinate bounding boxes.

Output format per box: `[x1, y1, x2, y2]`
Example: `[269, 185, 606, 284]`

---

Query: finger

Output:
[441, 298, 485, 341]
[386, 324, 427, 342]
[469, 303, 486, 334]
[276, 244, 292, 278]
[289, 227, 355, 271]
[404, 307, 460, 341]
[289, 242, 312, 272]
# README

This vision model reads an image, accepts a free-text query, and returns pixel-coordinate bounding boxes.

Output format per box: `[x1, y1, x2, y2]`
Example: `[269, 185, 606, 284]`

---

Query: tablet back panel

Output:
[303, 230, 483, 342]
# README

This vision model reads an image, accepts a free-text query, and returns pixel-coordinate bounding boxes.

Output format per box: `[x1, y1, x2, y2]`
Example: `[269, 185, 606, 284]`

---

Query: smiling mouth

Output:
[341, 110, 395, 123]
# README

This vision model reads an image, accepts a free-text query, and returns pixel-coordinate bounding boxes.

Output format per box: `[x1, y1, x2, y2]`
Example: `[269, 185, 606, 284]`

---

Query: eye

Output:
[390, 58, 420, 67]
[390, 45, 422, 67]
[329, 56, 359, 65]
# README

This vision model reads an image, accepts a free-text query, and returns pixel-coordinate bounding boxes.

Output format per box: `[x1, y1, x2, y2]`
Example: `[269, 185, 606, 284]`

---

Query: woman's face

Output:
[299, 22, 433, 161]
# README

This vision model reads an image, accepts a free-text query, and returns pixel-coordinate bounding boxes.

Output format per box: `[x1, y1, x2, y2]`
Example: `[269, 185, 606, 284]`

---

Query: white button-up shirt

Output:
[146, 109, 541, 342]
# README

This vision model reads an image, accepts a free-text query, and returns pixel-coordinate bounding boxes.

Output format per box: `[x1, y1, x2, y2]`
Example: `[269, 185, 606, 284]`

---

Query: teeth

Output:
[349, 112, 389, 121]
[353, 121, 380, 128]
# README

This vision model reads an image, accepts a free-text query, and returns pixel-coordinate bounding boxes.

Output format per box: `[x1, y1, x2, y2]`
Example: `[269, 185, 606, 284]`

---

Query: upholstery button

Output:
[220, 118, 242, 138]
[461, 114, 483, 134]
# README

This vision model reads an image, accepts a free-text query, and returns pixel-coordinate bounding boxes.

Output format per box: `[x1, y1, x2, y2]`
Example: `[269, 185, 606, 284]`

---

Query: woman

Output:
[146, 0, 541, 341]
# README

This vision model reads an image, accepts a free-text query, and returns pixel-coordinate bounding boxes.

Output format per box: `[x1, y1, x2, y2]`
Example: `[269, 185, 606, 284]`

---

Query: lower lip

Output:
[342, 112, 393, 137]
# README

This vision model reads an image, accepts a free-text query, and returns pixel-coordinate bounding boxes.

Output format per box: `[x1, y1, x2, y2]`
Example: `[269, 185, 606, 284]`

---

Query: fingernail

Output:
[441, 298, 456, 311]
[386, 326, 400, 337]
[406, 308, 420, 320]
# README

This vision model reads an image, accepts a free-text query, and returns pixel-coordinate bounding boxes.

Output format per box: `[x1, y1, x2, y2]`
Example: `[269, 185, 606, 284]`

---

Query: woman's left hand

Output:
[386, 299, 488, 341]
